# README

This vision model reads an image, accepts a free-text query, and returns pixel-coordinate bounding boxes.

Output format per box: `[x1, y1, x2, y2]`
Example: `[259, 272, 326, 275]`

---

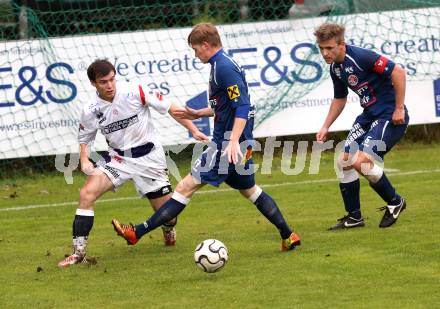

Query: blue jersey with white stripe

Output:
[208, 49, 255, 148]
[330, 45, 397, 119]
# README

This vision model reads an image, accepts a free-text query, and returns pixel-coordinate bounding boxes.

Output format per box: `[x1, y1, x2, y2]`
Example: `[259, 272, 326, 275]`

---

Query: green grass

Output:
[1, 144, 440, 308]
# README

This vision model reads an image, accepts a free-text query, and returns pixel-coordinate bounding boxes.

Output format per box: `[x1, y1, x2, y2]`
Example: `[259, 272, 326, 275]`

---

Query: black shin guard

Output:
[72, 214, 94, 238]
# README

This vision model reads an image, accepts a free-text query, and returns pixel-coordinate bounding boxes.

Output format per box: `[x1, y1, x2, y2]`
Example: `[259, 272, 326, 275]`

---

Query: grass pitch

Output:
[1, 143, 440, 308]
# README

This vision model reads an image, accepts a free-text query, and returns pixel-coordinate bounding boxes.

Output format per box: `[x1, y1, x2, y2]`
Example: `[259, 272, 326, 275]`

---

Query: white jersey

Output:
[78, 82, 171, 151]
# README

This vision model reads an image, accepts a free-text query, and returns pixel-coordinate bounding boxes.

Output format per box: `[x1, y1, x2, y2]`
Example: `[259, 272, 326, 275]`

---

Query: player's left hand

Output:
[192, 130, 210, 142]
[224, 140, 243, 164]
[392, 108, 405, 125]
[316, 127, 329, 143]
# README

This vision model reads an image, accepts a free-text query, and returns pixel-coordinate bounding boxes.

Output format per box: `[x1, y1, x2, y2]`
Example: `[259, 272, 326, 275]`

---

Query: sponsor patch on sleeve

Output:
[227, 84, 240, 100]
[155, 91, 163, 101]
[373, 55, 389, 74]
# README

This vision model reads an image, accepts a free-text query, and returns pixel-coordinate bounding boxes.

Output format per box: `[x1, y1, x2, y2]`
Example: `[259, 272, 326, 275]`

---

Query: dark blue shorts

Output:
[191, 146, 256, 190]
[344, 112, 409, 161]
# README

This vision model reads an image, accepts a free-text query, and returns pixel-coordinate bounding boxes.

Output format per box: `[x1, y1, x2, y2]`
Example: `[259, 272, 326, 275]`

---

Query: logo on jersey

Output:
[92, 109, 107, 124]
[348, 74, 358, 86]
[334, 67, 341, 78]
[102, 115, 139, 134]
[96, 112, 107, 124]
[355, 82, 377, 107]
[227, 84, 240, 100]
[112, 155, 124, 163]
[89, 104, 99, 114]
[79, 124, 85, 131]
[148, 90, 164, 102]
[209, 98, 218, 109]
[155, 91, 163, 101]
[373, 56, 389, 74]
[345, 66, 354, 74]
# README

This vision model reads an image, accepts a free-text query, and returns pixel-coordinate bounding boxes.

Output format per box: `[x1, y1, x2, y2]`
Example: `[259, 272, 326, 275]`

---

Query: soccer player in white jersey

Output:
[58, 59, 208, 268]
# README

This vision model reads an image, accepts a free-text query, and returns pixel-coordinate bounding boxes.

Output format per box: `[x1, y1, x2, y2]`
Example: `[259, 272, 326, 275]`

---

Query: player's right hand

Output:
[174, 106, 200, 120]
[316, 127, 329, 143]
[224, 140, 243, 164]
[192, 130, 210, 142]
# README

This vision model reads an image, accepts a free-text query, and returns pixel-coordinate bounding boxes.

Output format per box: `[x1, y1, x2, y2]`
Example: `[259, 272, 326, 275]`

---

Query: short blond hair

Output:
[188, 23, 222, 48]
[314, 23, 345, 44]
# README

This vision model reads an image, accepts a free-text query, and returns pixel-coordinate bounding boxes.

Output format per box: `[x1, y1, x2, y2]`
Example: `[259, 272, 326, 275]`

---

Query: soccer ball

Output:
[194, 239, 228, 273]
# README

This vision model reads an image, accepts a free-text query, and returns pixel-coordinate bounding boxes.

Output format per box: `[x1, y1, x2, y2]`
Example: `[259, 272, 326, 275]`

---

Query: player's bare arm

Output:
[168, 103, 209, 141]
[316, 97, 347, 142]
[79, 143, 95, 174]
[192, 106, 214, 117]
[174, 106, 214, 120]
[390, 65, 406, 125]
[225, 117, 246, 164]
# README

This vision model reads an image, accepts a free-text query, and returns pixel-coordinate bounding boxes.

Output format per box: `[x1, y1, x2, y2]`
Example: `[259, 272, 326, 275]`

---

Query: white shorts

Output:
[97, 145, 171, 197]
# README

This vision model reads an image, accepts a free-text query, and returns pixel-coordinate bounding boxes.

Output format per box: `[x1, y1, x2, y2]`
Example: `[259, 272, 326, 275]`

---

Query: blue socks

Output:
[135, 193, 189, 239]
[253, 191, 292, 239]
[134, 189, 293, 241]
[339, 179, 362, 219]
[369, 173, 401, 206]
[339, 172, 401, 220]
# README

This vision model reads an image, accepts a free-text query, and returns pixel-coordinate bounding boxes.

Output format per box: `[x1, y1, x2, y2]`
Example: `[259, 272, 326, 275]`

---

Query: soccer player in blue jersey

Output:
[112, 23, 301, 251]
[314, 23, 409, 230]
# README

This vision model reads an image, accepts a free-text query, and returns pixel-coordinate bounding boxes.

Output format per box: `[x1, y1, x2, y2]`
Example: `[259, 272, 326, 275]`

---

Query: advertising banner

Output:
[1, 7, 439, 159]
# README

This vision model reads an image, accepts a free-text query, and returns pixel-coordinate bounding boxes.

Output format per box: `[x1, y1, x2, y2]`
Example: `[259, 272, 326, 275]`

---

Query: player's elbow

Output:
[168, 104, 182, 119]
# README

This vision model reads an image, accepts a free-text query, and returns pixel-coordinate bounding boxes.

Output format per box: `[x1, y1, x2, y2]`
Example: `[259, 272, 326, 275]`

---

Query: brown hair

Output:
[87, 59, 116, 82]
[187, 23, 222, 48]
[314, 23, 345, 43]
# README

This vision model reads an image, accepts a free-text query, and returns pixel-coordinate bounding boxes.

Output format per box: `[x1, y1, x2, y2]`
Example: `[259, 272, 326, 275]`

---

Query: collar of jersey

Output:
[335, 44, 352, 65]
[208, 48, 224, 65]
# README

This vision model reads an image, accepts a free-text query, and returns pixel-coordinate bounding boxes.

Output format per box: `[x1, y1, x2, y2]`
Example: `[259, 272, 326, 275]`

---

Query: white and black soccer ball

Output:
[194, 239, 228, 273]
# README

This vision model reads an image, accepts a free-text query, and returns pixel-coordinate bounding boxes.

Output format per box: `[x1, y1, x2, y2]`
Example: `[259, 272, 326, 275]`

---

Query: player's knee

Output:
[245, 185, 262, 203]
[336, 153, 359, 183]
[351, 152, 371, 174]
[175, 181, 189, 196]
[175, 175, 198, 197]
[361, 164, 383, 184]
[352, 160, 362, 172]
[351, 153, 383, 183]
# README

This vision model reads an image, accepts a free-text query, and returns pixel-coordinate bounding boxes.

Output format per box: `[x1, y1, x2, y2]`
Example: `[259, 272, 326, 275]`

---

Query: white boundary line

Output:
[1, 168, 440, 212]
